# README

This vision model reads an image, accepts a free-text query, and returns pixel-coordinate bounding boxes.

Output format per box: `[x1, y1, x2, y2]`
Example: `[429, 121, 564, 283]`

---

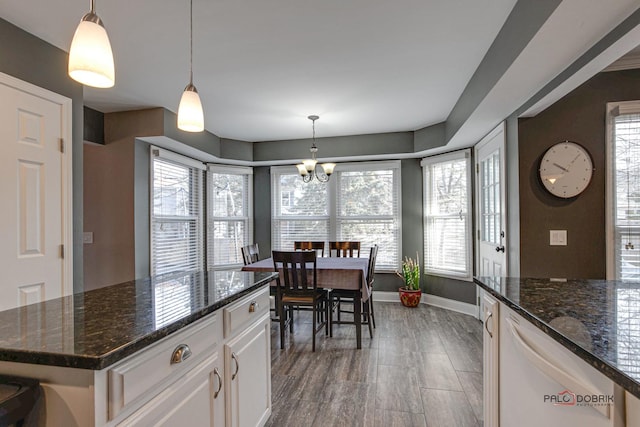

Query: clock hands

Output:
[553, 162, 569, 173]
[551, 153, 581, 174]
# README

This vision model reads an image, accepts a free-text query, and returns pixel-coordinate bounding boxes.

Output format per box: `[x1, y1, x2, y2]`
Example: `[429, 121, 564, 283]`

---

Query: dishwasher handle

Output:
[505, 317, 610, 419]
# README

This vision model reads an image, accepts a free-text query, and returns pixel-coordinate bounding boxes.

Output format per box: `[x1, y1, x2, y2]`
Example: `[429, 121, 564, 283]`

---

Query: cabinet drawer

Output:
[108, 313, 223, 420]
[223, 286, 270, 338]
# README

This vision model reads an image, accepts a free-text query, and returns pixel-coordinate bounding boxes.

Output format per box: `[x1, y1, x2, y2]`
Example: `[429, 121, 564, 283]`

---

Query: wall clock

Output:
[539, 141, 594, 198]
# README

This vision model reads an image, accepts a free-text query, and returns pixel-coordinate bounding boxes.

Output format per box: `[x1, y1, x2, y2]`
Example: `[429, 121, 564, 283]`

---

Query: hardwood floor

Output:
[266, 302, 483, 427]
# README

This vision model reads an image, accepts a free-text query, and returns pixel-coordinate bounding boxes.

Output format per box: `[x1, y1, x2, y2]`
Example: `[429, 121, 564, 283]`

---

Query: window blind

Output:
[271, 170, 329, 251]
[271, 161, 401, 271]
[207, 165, 253, 268]
[422, 151, 472, 279]
[150, 147, 204, 275]
[335, 166, 400, 270]
[612, 112, 640, 280]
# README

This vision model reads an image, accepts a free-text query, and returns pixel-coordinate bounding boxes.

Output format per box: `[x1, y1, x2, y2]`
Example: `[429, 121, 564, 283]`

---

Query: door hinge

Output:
[59, 138, 65, 153]
[477, 230, 480, 240]
[60, 244, 64, 259]
[476, 163, 479, 174]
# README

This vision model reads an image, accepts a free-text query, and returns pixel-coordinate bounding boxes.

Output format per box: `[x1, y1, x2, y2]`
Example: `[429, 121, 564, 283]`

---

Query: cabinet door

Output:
[482, 292, 499, 427]
[119, 351, 224, 427]
[224, 316, 271, 427]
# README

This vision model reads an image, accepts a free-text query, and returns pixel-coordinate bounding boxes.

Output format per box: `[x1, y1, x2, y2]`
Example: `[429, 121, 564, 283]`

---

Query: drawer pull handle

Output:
[484, 311, 493, 338]
[170, 344, 192, 364]
[213, 367, 223, 398]
[231, 352, 240, 380]
[249, 301, 258, 313]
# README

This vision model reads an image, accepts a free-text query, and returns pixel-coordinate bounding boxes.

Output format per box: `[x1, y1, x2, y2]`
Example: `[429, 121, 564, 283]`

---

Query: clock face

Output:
[539, 141, 593, 198]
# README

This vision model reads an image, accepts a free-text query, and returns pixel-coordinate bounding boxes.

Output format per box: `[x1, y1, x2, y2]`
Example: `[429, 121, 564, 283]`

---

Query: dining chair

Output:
[329, 244, 378, 339]
[328, 241, 360, 257]
[272, 251, 329, 352]
[240, 243, 260, 265]
[294, 241, 325, 257]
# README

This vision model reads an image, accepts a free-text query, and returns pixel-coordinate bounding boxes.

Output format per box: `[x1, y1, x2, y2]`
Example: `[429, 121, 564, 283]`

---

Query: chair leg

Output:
[370, 294, 376, 329]
[289, 306, 294, 333]
[279, 302, 285, 350]
[324, 299, 329, 336]
[365, 301, 373, 339]
[312, 303, 317, 352]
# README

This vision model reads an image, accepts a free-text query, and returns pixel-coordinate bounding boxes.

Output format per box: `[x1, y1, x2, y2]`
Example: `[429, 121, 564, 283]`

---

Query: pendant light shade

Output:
[177, 0, 204, 132]
[68, 2, 115, 88]
[178, 84, 204, 132]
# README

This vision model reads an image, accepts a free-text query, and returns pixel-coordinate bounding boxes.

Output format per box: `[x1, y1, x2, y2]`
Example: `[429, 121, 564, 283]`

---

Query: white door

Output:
[0, 73, 72, 311]
[475, 123, 507, 278]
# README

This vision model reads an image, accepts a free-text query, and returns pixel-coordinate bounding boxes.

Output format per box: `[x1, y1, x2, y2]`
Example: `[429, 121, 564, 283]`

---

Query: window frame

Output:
[270, 160, 402, 271]
[606, 101, 640, 280]
[149, 146, 205, 276]
[421, 149, 473, 281]
[206, 164, 254, 269]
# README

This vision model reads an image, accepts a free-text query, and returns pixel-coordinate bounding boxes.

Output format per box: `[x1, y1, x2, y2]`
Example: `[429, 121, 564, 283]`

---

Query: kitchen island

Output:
[0, 269, 277, 426]
[475, 276, 640, 427]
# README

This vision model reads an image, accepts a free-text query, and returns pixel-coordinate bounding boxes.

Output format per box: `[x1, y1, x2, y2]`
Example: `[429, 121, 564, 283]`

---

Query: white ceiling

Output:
[1, 1, 639, 145]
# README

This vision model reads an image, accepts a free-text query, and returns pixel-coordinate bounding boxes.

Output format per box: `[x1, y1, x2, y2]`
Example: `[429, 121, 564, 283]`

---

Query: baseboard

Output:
[374, 291, 479, 317]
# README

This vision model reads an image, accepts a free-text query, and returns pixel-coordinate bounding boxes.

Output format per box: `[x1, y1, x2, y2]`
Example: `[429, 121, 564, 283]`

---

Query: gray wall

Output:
[518, 69, 640, 278]
[0, 18, 84, 291]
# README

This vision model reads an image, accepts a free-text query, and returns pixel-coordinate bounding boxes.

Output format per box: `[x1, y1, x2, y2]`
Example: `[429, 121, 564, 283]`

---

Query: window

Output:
[207, 165, 253, 268]
[607, 102, 640, 280]
[271, 161, 401, 271]
[150, 147, 204, 275]
[422, 150, 472, 280]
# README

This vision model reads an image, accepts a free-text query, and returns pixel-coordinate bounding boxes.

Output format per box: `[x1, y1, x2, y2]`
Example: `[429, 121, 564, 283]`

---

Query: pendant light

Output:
[177, 0, 205, 132]
[68, 0, 115, 88]
[297, 115, 336, 182]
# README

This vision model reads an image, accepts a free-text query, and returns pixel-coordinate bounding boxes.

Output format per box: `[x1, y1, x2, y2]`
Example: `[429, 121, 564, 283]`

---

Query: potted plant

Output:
[397, 254, 422, 307]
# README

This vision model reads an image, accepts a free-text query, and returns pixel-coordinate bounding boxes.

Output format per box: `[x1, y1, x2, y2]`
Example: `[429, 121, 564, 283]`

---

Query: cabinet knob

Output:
[249, 301, 258, 313]
[170, 344, 192, 364]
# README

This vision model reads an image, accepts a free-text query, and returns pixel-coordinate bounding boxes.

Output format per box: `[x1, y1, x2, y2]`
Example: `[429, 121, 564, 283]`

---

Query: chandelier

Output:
[296, 115, 336, 182]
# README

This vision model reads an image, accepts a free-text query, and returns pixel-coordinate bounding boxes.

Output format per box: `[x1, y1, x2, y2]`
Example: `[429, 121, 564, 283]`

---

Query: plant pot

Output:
[398, 287, 422, 307]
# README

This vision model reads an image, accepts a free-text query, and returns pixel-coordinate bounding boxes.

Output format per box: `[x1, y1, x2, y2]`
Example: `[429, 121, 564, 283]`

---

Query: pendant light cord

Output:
[189, 0, 194, 85]
[90, 0, 95, 13]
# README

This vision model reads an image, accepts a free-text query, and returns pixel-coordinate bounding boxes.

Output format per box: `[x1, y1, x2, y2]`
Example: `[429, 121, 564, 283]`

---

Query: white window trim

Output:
[207, 164, 254, 269]
[605, 101, 640, 279]
[270, 160, 402, 271]
[421, 149, 473, 281]
[149, 146, 205, 275]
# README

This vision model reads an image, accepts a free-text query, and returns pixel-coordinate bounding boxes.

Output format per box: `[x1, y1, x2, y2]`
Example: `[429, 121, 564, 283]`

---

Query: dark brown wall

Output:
[519, 69, 640, 279]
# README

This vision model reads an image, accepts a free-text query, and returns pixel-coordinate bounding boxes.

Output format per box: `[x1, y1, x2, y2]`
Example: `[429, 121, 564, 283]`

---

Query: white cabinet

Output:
[626, 392, 640, 426]
[481, 291, 499, 427]
[119, 351, 224, 426]
[222, 287, 271, 427]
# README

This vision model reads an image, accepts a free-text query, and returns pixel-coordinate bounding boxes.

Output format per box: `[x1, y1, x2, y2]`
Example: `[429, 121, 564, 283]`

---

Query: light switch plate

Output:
[83, 232, 93, 244]
[550, 230, 567, 246]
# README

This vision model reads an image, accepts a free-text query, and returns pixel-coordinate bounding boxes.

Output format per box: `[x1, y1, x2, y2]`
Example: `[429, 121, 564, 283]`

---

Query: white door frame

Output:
[1, 71, 74, 297]
[474, 122, 507, 316]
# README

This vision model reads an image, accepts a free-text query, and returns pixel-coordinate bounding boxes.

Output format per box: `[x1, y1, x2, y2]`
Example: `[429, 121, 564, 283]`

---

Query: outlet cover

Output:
[550, 230, 567, 246]
[83, 232, 93, 244]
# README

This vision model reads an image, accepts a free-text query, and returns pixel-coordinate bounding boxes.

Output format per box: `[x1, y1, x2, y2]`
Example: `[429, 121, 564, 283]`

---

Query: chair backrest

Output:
[241, 243, 260, 265]
[366, 245, 378, 287]
[328, 241, 361, 258]
[294, 241, 325, 257]
[272, 251, 318, 292]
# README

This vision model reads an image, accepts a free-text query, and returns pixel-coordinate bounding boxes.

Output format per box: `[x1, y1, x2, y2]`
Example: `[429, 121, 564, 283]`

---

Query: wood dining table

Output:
[241, 256, 370, 349]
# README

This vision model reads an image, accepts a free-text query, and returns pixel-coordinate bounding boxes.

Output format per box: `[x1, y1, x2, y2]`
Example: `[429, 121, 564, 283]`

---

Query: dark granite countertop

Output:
[0, 270, 277, 370]
[475, 276, 640, 399]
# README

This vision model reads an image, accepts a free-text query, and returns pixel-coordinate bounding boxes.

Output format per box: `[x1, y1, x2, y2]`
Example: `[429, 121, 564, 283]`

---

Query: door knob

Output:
[495, 246, 505, 253]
